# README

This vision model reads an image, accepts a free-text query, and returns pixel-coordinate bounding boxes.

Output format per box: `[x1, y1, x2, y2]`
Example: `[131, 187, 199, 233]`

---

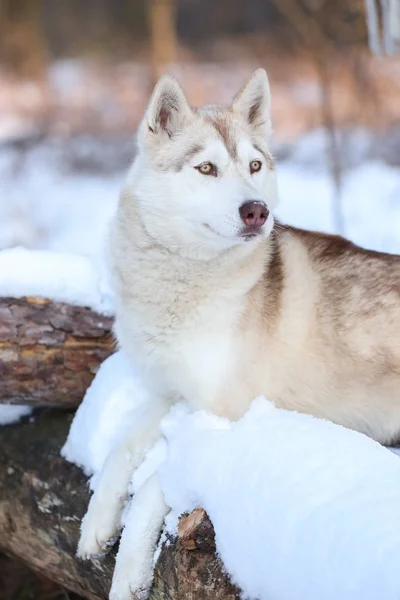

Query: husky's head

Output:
[132, 69, 278, 259]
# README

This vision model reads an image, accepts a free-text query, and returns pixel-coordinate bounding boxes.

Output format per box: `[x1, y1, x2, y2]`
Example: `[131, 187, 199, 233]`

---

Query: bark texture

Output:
[0, 410, 241, 600]
[0, 296, 114, 407]
[153, 508, 242, 600]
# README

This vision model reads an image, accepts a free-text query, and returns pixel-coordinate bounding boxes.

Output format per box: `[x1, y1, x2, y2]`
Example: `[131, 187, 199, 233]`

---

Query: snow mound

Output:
[159, 399, 400, 600]
[0, 247, 114, 314]
[0, 404, 32, 425]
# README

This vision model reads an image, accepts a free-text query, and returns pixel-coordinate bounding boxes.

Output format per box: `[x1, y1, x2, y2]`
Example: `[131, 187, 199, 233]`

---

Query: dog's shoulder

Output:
[276, 223, 400, 319]
[285, 225, 400, 267]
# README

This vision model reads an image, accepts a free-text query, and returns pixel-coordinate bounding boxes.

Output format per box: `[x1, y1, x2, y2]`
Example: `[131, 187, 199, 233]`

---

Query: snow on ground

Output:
[63, 351, 400, 600]
[0, 138, 122, 256]
[0, 404, 32, 425]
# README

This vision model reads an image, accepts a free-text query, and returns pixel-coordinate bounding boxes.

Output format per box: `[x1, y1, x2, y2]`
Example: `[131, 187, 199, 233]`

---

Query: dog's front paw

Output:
[109, 580, 150, 600]
[109, 564, 151, 600]
[130, 589, 150, 600]
[77, 496, 122, 559]
[109, 474, 168, 600]
[77, 529, 118, 560]
[108, 535, 153, 600]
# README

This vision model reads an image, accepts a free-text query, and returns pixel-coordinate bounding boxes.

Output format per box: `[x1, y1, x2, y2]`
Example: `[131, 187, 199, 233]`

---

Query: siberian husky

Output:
[78, 69, 400, 598]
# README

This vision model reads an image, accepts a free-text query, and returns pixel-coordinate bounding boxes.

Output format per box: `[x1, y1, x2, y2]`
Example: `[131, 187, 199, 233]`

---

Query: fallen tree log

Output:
[0, 297, 114, 406]
[0, 410, 241, 600]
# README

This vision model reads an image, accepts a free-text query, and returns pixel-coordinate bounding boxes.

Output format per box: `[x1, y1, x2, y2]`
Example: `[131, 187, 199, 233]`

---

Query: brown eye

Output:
[195, 162, 217, 176]
[250, 160, 262, 174]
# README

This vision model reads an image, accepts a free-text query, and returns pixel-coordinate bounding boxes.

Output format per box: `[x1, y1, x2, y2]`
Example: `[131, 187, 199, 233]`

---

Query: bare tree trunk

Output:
[267, 0, 345, 235]
[0, 297, 114, 407]
[0, 0, 48, 80]
[318, 62, 345, 236]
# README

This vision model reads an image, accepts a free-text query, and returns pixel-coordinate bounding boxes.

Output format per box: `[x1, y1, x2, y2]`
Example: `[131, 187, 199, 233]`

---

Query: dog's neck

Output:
[113, 191, 272, 299]
[110, 200, 282, 344]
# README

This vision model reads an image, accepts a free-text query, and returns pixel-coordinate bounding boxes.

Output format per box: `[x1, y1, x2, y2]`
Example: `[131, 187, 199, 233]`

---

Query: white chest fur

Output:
[161, 295, 242, 410]
[115, 279, 243, 411]
[111, 209, 267, 414]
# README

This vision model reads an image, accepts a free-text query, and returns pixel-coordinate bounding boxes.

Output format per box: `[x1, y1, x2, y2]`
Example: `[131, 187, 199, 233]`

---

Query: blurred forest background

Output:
[0, 0, 399, 138]
[0, 0, 399, 254]
[0, 2, 399, 597]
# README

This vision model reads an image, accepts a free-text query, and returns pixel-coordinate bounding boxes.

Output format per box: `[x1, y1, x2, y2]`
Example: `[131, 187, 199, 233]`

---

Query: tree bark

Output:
[0, 410, 241, 600]
[0, 297, 114, 407]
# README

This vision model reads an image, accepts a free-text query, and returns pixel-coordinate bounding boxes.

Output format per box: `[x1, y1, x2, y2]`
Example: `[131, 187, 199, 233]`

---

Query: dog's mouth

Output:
[202, 222, 266, 242]
[239, 225, 264, 241]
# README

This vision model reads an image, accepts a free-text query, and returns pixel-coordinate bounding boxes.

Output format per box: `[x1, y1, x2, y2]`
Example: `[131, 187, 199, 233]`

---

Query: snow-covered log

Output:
[0, 297, 114, 407]
[0, 410, 241, 600]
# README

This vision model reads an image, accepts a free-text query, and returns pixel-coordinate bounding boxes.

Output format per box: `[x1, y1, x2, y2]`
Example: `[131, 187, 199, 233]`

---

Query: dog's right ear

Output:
[139, 75, 192, 147]
[231, 69, 271, 138]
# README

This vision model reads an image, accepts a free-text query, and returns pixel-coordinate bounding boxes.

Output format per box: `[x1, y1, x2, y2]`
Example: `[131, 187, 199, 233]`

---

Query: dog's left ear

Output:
[231, 69, 271, 137]
[140, 75, 193, 146]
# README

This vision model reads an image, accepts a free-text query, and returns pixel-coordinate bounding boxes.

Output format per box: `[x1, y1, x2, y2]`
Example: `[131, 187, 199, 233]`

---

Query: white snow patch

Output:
[0, 247, 114, 314]
[61, 352, 150, 486]
[0, 141, 120, 256]
[159, 398, 400, 600]
[0, 404, 32, 425]
[129, 437, 167, 495]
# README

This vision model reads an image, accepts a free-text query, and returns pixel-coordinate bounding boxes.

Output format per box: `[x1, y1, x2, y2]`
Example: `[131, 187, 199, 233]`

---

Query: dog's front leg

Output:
[109, 473, 168, 600]
[77, 398, 170, 558]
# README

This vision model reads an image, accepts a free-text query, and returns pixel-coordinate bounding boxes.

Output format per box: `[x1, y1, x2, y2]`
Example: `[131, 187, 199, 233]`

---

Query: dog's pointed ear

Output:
[231, 69, 271, 137]
[140, 75, 192, 145]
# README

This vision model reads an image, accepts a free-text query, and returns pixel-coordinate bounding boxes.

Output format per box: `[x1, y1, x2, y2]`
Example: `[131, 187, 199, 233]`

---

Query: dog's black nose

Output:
[239, 201, 269, 228]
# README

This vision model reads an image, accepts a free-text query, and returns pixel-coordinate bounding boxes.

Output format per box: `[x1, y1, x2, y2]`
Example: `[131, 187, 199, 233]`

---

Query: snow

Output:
[0, 404, 32, 425]
[0, 139, 121, 256]
[61, 352, 150, 486]
[159, 400, 400, 600]
[62, 352, 167, 487]
[0, 246, 114, 315]
[63, 351, 400, 600]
